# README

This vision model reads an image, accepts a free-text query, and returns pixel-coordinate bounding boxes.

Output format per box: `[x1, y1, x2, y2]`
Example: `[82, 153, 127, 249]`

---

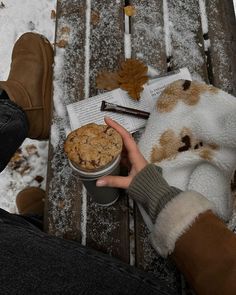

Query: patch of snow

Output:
[198, 0, 208, 34]
[84, 0, 91, 99]
[53, 48, 67, 118]
[198, 0, 211, 51]
[124, 33, 132, 58]
[163, 0, 172, 58]
[81, 186, 87, 246]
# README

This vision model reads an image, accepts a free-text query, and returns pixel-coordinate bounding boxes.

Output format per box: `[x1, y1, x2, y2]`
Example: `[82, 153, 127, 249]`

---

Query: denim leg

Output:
[0, 208, 178, 295]
[0, 99, 28, 172]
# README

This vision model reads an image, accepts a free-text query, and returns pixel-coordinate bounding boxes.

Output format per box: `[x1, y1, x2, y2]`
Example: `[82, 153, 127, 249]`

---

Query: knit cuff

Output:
[150, 191, 216, 257]
[128, 164, 182, 222]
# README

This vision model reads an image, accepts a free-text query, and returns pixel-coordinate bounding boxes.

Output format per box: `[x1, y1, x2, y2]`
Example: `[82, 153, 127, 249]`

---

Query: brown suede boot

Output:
[16, 187, 45, 215]
[0, 32, 54, 140]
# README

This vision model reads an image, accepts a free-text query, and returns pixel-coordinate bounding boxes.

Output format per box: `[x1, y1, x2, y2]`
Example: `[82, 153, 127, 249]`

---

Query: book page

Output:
[66, 89, 142, 133]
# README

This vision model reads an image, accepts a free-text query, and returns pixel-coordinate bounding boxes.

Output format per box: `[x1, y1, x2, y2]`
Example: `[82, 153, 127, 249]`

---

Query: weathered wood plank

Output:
[167, 0, 208, 81]
[131, 0, 167, 72]
[45, 0, 86, 240]
[85, 0, 130, 263]
[89, 1, 124, 96]
[130, 1, 181, 292]
[135, 208, 181, 291]
[206, 0, 236, 234]
[206, 0, 236, 95]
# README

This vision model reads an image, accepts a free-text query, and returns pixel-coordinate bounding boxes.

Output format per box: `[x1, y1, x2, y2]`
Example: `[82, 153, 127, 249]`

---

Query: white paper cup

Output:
[69, 155, 120, 206]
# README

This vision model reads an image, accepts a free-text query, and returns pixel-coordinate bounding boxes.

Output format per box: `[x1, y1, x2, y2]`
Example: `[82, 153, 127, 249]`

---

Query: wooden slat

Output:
[135, 213, 181, 290]
[89, 1, 124, 96]
[206, 0, 236, 234]
[206, 0, 236, 95]
[85, 0, 130, 263]
[131, 0, 167, 71]
[167, 0, 208, 81]
[45, 0, 86, 240]
[131, 1, 181, 292]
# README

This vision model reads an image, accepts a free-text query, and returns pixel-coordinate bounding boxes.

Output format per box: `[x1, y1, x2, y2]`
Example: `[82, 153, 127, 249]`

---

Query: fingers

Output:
[104, 116, 148, 172]
[96, 175, 132, 189]
[104, 116, 139, 155]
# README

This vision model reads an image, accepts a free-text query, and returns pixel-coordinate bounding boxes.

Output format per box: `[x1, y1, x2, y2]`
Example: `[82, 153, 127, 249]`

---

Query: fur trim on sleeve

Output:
[150, 191, 216, 257]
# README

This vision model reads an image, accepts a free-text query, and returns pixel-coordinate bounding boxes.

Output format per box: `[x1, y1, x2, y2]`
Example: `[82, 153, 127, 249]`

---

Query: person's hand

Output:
[96, 116, 148, 189]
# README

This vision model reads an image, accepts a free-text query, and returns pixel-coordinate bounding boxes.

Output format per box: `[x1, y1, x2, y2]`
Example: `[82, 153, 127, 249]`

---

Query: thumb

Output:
[96, 175, 132, 189]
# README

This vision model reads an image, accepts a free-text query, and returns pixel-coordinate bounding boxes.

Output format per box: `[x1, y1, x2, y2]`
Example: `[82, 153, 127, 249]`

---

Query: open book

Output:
[66, 68, 192, 133]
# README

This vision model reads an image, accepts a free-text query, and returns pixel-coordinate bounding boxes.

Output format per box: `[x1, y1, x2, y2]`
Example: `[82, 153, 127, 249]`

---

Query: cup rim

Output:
[69, 154, 121, 178]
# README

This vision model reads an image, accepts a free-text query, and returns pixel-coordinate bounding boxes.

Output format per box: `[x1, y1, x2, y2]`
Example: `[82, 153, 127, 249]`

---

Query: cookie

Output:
[64, 123, 123, 171]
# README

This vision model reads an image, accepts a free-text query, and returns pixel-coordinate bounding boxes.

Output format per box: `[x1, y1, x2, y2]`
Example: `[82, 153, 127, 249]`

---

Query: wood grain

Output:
[45, 0, 87, 240]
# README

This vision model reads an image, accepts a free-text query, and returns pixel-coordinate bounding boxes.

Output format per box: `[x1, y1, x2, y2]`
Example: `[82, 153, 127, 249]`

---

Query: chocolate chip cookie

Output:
[64, 123, 123, 171]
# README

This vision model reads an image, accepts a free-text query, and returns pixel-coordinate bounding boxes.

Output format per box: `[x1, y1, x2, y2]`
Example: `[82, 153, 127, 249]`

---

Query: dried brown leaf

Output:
[51, 10, 56, 19]
[25, 144, 38, 156]
[95, 59, 149, 100]
[58, 200, 65, 209]
[117, 59, 148, 100]
[91, 10, 100, 26]
[60, 26, 70, 34]
[124, 5, 136, 16]
[35, 175, 44, 183]
[96, 71, 120, 90]
[56, 39, 68, 48]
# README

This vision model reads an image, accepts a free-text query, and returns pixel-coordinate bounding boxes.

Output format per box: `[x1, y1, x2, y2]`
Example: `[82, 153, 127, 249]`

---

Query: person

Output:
[0, 32, 236, 294]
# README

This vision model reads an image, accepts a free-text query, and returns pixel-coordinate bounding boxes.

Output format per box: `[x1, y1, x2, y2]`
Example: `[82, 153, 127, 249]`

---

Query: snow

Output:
[0, 0, 56, 213]
[163, 0, 172, 58]
[81, 187, 87, 246]
[124, 33, 132, 58]
[198, 0, 208, 35]
[84, 0, 91, 99]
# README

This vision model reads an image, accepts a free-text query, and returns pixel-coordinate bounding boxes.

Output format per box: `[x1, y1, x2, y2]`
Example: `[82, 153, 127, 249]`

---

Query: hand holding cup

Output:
[96, 116, 148, 189]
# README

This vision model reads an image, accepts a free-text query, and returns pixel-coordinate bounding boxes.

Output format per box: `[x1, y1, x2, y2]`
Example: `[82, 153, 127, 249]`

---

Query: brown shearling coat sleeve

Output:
[171, 210, 236, 295]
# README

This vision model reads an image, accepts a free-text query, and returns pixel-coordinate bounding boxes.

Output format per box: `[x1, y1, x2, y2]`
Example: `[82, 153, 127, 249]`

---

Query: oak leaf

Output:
[117, 59, 148, 100]
[95, 59, 149, 100]
[96, 71, 120, 90]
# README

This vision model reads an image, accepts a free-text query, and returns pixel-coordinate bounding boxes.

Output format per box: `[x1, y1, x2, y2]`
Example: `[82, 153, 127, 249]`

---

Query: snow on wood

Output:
[167, 0, 208, 81]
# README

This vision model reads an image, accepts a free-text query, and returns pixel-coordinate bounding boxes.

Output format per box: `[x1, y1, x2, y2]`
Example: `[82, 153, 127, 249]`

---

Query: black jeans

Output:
[0, 99, 178, 294]
[0, 98, 28, 172]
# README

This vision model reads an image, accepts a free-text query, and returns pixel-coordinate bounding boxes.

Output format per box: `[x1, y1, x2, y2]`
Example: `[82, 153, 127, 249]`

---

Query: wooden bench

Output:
[45, 0, 236, 292]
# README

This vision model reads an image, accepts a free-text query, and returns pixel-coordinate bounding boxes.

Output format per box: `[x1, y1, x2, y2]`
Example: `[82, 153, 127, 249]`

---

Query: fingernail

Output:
[96, 179, 106, 187]
[104, 116, 112, 121]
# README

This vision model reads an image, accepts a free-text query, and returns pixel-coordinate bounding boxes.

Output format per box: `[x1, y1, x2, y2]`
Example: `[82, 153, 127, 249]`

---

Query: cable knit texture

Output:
[128, 164, 181, 222]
